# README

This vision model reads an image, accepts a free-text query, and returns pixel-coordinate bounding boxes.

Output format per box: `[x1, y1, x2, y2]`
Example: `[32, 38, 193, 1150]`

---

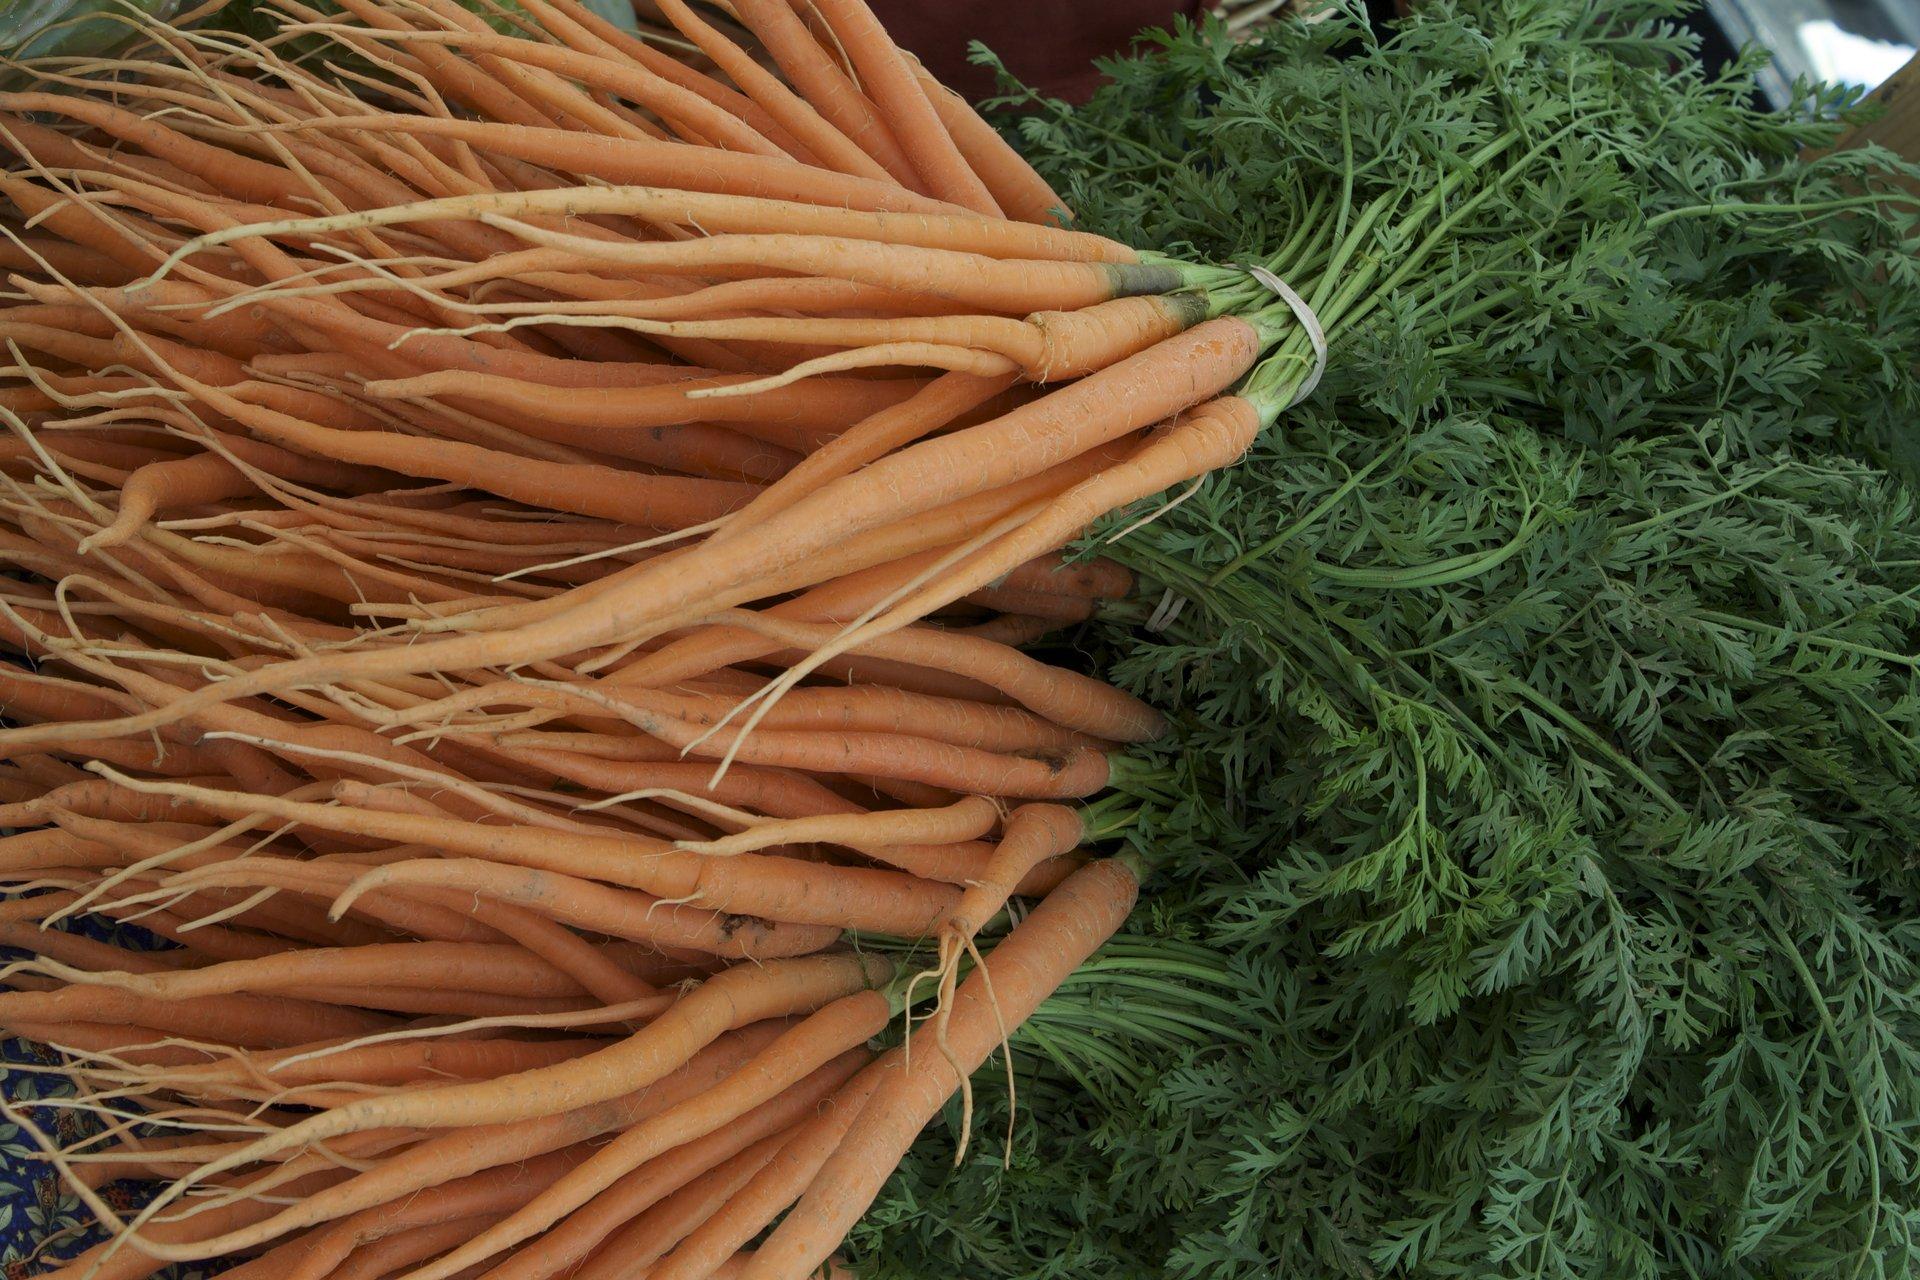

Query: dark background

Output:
[866, 0, 1742, 101]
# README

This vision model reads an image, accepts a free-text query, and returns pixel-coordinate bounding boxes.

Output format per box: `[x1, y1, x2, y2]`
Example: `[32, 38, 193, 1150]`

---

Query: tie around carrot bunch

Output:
[0, 0, 1339, 1276]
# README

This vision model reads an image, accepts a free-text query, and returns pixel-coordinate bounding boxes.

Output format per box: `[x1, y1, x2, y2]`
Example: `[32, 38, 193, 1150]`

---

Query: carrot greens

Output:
[857, 4, 1920, 1278]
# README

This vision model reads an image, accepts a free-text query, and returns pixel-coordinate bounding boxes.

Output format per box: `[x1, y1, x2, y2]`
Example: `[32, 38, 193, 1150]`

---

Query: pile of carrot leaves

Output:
[859, 3, 1920, 1278]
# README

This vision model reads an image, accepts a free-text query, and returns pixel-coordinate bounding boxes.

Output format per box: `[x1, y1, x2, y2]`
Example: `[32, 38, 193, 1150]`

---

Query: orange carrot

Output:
[153, 181, 1138, 266]
[472, 1050, 866, 1280]
[153, 1025, 784, 1259]
[34, 1168, 359, 1280]
[278, 113, 972, 214]
[107, 954, 890, 1261]
[743, 859, 1140, 1280]
[914, 64, 1071, 225]
[302, 858, 842, 959]
[807, 0, 1001, 213]
[100, 776, 964, 934]
[811, 395, 1267, 647]
[678, 794, 1000, 858]
[568, 1139, 791, 1280]
[0, 986, 395, 1048]
[645, 1066, 884, 1280]
[641, 0, 908, 185]
[418, 219, 1178, 314]
[727, 0, 921, 185]
[396, 992, 889, 1280]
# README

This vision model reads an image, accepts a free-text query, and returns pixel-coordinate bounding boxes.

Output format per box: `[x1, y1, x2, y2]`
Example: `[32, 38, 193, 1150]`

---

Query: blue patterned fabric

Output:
[0, 912, 223, 1278]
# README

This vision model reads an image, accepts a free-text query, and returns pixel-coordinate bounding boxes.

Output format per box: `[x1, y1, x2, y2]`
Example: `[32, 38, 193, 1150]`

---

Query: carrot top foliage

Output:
[857, 2, 1920, 1278]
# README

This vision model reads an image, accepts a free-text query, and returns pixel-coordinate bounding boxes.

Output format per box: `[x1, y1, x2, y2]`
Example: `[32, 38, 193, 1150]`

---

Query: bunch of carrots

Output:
[0, 0, 1320, 1276]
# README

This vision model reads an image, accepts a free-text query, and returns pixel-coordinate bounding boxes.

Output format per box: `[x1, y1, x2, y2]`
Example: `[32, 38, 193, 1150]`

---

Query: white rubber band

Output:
[1237, 262, 1328, 408]
[1144, 588, 1187, 634]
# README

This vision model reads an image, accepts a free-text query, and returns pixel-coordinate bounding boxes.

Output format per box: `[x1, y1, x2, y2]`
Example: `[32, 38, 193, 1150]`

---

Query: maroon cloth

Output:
[865, 0, 1204, 102]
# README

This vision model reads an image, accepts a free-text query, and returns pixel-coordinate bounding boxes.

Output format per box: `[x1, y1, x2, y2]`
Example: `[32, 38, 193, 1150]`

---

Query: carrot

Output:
[397, 992, 889, 1280]
[364, 365, 919, 441]
[742, 859, 1140, 1280]
[998, 552, 1134, 599]
[51, 831, 497, 948]
[685, 612, 1165, 742]
[265, 985, 602, 1020]
[0, 106, 223, 198]
[152, 184, 1139, 269]
[0, 1019, 222, 1070]
[0, 664, 142, 725]
[234, 1213, 502, 1280]
[12, 289, 285, 365]
[806, 0, 1001, 214]
[0, 919, 180, 977]
[416, 219, 1178, 315]
[140, 379, 765, 529]
[0, 986, 395, 1048]
[41, 940, 595, 1003]
[504, 751, 858, 823]
[33, 1168, 359, 1280]
[0, 424, 176, 471]
[0, 318, 126, 369]
[956, 612, 1066, 646]
[99, 775, 964, 934]
[803, 395, 1268, 649]
[0, 829, 118, 878]
[53, 1126, 416, 1194]
[295, 858, 841, 959]
[0, 175, 179, 274]
[570, 1137, 793, 1280]
[922, 803, 1086, 1131]
[914, 65, 1070, 225]
[643, 0, 909, 186]
[662, 292, 1208, 384]
[448, 273, 982, 325]
[1, 887, 297, 967]
[0, 94, 315, 205]
[331, 677, 1112, 797]
[0, 183, 1242, 766]
[275, 113, 972, 214]
[109, 953, 890, 1260]
[0, 231, 141, 285]
[82, 443, 376, 551]
[323, 0, 565, 131]
[343, 676, 1088, 758]
[471, 1050, 866, 1280]
[347, 14, 795, 165]
[674, 797, 1001, 859]
[512, 0, 811, 161]
[405, 0, 665, 145]
[0, 731, 225, 780]
[710, 371, 1017, 539]
[144, 1025, 784, 1259]
[965, 583, 1097, 621]
[725, 0, 921, 185]
[553, 421, 1230, 747]
[45, 664, 503, 827]
[645, 1067, 884, 1280]
[407, 887, 658, 1005]
[156, 1035, 604, 1093]
[377, 439, 1117, 640]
